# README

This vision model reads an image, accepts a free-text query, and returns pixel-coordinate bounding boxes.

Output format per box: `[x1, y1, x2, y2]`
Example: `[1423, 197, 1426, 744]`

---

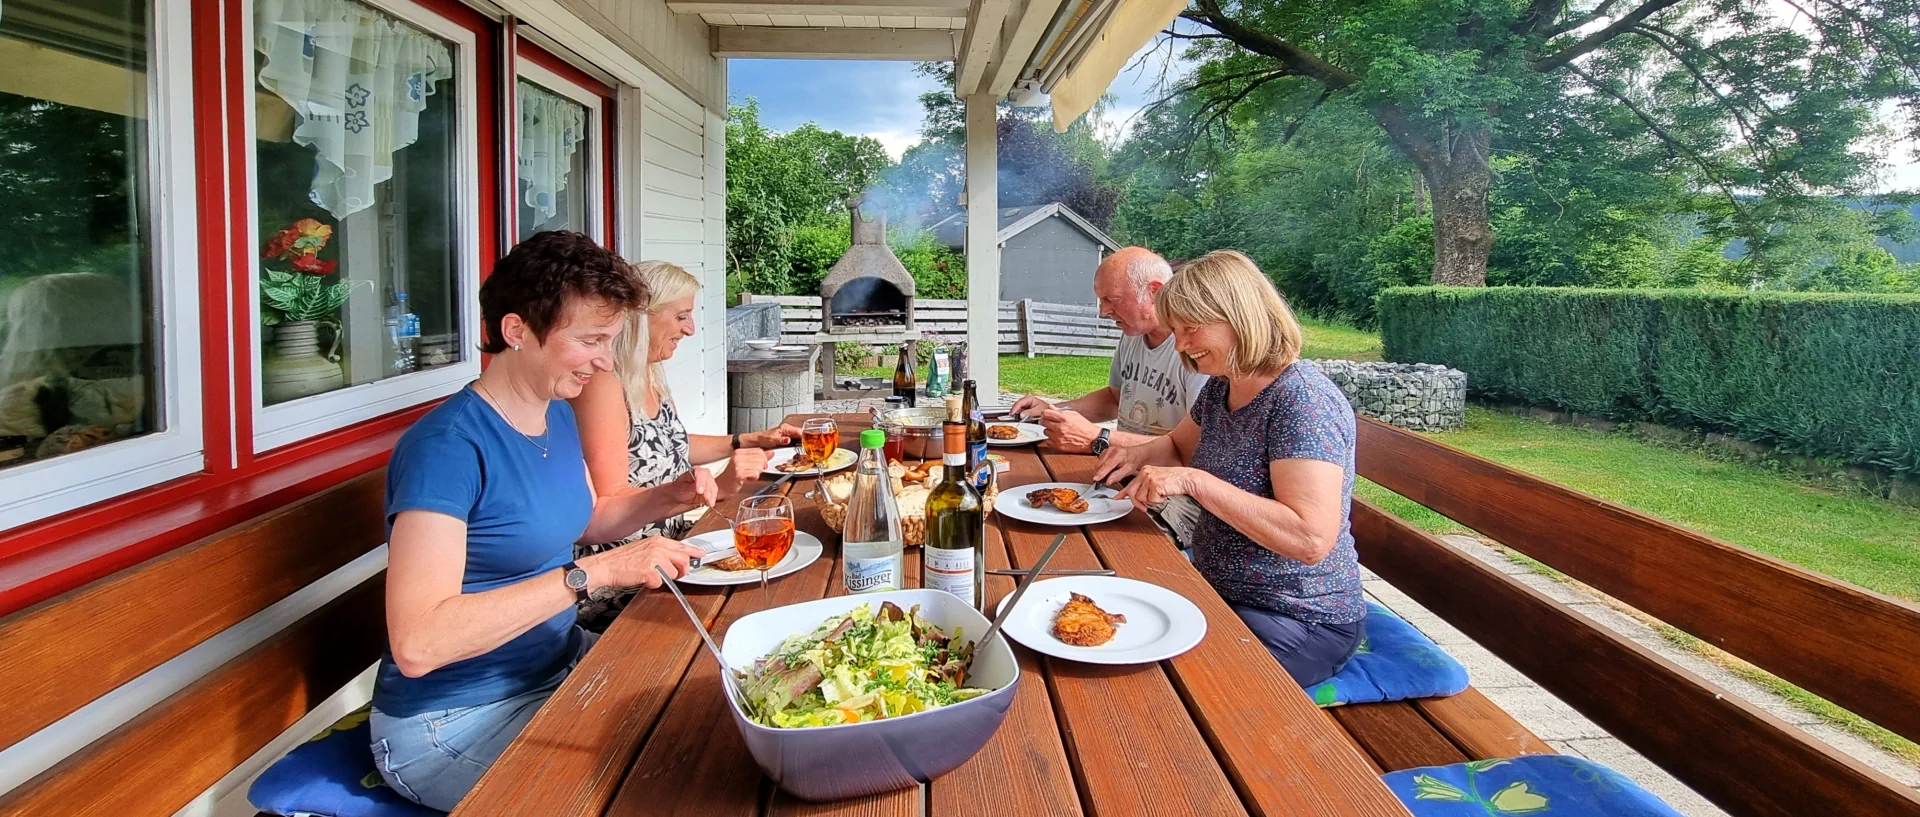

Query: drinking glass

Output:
[734, 495, 796, 592]
[800, 417, 839, 474]
[875, 420, 906, 463]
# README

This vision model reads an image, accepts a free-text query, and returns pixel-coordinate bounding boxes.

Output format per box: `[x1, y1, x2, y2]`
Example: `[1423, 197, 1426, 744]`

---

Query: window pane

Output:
[516, 79, 591, 241]
[253, 0, 464, 407]
[0, 0, 159, 470]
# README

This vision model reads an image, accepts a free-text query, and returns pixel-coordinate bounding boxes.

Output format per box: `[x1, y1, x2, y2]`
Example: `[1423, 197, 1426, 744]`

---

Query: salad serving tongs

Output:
[977, 533, 1068, 652]
[655, 566, 745, 703]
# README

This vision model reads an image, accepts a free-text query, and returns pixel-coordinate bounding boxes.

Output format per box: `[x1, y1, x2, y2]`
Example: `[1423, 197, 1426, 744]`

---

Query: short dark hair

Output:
[479, 231, 645, 354]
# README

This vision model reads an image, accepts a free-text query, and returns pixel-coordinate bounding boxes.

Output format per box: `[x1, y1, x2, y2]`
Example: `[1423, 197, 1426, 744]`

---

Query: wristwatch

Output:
[561, 560, 590, 602]
[1089, 428, 1112, 456]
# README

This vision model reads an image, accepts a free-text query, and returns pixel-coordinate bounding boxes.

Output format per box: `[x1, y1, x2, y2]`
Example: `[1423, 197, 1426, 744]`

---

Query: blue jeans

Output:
[1232, 604, 1365, 688]
[370, 629, 598, 811]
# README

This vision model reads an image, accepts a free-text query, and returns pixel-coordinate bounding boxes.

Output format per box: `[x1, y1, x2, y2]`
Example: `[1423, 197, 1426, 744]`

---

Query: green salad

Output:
[739, 601, 990, 728]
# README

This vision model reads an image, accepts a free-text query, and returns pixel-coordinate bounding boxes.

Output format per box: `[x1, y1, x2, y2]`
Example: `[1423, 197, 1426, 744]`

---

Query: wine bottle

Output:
[924, 396, 985, 611]
[843, 429, 904, 594]
[963, 379, 991, 491]
[892, 342, 917, 408]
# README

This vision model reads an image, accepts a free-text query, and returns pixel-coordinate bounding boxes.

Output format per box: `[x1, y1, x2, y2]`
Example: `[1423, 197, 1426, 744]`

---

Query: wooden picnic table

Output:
[454, 413, 1413, 817]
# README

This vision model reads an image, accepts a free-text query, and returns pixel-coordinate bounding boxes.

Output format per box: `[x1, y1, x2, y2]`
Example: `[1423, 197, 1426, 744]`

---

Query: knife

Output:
[977, 533, 1068, 651]
[748, 472, 795, 499]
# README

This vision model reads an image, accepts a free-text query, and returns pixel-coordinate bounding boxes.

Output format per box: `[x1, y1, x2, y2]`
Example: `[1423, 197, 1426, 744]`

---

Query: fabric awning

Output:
[1048, 0, 1184, 132]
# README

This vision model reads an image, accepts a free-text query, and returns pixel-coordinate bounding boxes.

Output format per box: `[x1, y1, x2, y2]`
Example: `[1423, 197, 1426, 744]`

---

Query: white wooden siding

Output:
[641, 80, 729, 436]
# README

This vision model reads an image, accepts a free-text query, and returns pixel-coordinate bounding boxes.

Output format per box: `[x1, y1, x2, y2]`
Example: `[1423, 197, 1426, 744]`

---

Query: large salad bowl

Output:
[719, 589, 1021, 802]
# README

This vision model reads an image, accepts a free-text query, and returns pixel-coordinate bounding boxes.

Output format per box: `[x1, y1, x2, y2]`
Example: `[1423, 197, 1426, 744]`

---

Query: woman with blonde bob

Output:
[569, 260, 801, 629]
[1094, 249, 1365, 685]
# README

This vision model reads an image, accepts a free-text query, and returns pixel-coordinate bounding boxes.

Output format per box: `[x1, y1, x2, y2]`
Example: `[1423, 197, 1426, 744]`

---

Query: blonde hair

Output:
[613, 261, 701, 417]
[1155, 249, 1303, 377]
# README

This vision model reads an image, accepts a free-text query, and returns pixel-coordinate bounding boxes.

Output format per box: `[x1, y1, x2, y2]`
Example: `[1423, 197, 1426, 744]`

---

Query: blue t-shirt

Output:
[373, 387, 594, 717]
[1188, 360, 1365, 625]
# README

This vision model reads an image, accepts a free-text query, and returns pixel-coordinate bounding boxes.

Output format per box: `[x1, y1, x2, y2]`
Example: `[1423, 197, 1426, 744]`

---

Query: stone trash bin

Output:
[1315, 360, 1467, 432]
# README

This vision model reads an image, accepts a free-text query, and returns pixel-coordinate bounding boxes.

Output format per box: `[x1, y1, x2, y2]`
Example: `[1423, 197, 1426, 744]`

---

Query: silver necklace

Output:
[475, 380, 550, 458]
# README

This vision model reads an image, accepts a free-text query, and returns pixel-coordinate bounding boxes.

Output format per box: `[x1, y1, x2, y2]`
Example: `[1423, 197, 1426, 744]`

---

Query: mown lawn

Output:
[1359, 408, 1920, 601]
[845, 315, 1383, 398]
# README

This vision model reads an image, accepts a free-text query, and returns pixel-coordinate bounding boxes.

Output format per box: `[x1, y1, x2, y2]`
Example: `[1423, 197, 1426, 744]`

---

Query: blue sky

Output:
[727, 40, 1186, 160]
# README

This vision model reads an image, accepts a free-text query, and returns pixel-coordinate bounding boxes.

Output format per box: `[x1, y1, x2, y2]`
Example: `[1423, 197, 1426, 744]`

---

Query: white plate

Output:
[984, 422, 1047, 447]
[993, 576, 1207, 664]
[762, 446, 856, 477]
[679, 529, 824, 586]
[995, 482, 1133, 526]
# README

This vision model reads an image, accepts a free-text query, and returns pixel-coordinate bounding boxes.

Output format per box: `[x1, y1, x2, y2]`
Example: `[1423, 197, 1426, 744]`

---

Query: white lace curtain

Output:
[254, 0, 455, 219]
[517, 80, 588, 223]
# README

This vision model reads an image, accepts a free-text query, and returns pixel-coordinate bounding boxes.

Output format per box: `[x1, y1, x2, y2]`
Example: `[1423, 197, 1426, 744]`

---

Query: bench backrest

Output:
[0, 471, 390, 816]
[1352, 417, 1920, 817]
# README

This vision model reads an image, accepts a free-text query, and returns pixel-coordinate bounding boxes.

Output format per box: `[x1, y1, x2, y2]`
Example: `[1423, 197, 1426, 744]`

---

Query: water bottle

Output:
[388, 291, 417, 374]
[842, 428, 904, 594]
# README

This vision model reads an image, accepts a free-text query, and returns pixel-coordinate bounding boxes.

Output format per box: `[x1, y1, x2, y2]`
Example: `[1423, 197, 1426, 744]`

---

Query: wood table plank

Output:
[996, 447, 1249, 817]
[1035, 448, 1412, 817]
[1331, 703, 1470, 772]
[1414, 688, 1555, 762]
[927, 515, 1083, 817]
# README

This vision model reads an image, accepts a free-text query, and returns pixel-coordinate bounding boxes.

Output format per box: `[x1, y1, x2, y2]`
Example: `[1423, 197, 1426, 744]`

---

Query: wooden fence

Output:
[738, 294, 1122, 357]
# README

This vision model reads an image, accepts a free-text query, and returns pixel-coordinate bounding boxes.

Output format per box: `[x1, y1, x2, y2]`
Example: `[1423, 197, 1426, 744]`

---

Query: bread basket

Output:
[815, 462, 998, 546]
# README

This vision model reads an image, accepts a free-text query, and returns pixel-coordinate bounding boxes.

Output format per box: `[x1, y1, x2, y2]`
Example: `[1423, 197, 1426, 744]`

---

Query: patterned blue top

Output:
[1188, 360, 1364, 625]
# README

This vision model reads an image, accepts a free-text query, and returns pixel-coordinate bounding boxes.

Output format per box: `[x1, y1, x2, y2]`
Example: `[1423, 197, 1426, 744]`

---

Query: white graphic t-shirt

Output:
[1109, 333, 1210, 437]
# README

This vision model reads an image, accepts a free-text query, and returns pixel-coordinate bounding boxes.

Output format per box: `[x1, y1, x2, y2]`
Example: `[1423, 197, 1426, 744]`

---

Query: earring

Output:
[513, 344, 521, 351]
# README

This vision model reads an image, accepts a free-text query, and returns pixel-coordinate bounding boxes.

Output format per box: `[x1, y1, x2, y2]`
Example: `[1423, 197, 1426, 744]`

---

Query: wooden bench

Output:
[1354, 417, 1920, 817]
[0, 471, 392, 817]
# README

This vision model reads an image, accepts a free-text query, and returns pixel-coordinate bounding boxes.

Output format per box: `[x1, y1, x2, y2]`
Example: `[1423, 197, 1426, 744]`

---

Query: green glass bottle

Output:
[923, 396, 985, 610]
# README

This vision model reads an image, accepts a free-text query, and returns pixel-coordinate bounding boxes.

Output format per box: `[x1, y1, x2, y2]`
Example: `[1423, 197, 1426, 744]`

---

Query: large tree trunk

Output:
[1425, 127, 1493, 286]
[1375, 112, 1494, 286]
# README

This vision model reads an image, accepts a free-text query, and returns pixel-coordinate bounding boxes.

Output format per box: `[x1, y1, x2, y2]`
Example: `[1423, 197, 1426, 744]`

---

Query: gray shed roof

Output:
[930, 203, 1122, 253]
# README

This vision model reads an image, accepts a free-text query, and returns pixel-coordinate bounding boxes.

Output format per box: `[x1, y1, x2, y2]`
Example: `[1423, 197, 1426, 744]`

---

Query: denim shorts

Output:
[370, 629, 598, 811]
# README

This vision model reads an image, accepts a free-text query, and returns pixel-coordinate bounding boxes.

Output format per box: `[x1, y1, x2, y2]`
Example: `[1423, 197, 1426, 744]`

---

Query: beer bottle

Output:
[892, 342, 917, 408]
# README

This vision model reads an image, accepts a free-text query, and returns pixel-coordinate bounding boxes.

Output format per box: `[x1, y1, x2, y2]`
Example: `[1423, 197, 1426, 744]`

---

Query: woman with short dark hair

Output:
[370, 231, 709, 810]
[1094, 249, 1365, 687]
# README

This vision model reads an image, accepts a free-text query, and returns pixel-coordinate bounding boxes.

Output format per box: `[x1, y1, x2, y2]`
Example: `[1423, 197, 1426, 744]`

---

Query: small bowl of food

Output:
[721, 589, 1020, 802]
[744, 339, 779, 351]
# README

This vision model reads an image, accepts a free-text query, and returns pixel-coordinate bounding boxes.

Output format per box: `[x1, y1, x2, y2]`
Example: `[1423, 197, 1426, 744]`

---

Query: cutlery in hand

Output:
[749, 472, 796, 499]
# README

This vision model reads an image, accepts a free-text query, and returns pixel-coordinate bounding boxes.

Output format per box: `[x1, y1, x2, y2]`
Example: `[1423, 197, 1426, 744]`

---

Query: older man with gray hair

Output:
[1008, 246, 1207, 543]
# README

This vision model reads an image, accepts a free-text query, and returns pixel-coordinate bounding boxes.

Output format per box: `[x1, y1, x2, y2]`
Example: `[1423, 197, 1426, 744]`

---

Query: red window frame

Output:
[514, 38, 619, 249]
[0, 0, 504, 617]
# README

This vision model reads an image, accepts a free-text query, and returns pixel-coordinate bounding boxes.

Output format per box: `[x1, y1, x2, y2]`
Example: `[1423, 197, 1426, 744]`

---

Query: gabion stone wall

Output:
[1315, 360, 1467, 432]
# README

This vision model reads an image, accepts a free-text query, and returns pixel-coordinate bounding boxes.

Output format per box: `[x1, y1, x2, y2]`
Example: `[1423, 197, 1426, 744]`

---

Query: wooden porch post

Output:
[964, 93, 1000, 398]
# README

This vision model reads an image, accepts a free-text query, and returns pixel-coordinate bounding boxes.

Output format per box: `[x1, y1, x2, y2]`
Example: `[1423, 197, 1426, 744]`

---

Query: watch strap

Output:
[730, 433, 743, 450]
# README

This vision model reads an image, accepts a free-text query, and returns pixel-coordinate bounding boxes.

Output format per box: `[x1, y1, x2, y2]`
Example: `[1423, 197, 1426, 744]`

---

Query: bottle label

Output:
[944, 451, 966, 466]
[970, 441, 991, 490]
[923, 546, 975, 602]
[844, 553, 903, 594]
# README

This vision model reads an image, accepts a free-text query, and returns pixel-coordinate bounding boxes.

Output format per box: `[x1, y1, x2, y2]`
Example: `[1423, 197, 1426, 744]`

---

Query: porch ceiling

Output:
[701, 0, 1103, 104]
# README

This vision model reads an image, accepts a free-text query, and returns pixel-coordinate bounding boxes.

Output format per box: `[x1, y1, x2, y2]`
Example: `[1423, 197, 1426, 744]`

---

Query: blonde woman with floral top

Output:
[570, 260, 801, 629]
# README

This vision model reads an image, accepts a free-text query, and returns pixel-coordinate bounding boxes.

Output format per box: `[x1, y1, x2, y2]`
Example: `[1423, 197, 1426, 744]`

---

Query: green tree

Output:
[1176, 0, 1920, 286]
[726, 99, 895, 296]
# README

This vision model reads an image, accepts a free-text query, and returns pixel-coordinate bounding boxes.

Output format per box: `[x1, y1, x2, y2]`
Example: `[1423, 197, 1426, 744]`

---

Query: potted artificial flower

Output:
[259, 218, 360, 404]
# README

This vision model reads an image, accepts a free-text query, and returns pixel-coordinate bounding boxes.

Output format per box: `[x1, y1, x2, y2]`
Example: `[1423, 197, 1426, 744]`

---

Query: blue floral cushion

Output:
[1385, 755, 1685, 817]
[249, 706, 442, 817]
[1306, 602, 1469, 706]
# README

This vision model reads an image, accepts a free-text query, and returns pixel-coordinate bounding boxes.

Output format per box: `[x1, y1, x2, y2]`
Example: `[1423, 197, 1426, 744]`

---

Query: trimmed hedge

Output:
[1378, 287, 1920, 476]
